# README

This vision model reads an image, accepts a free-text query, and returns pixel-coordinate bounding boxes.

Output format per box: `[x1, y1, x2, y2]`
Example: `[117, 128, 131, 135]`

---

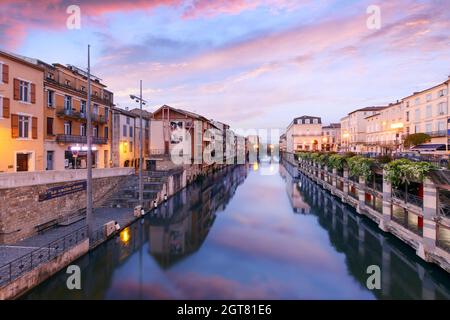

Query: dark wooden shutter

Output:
[31, 83, 36, 104]
[11, 114, 19, 138]
[47, 117, 53, 135]
[13, 79, 20, 100]
[2, 64, 8, 84]
[3, 97, 10, 118]
[32, 116, 38, 139]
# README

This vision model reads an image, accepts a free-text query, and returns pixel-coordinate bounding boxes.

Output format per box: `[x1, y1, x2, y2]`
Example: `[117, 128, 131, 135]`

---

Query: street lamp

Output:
[86, 45, 93, 238]
[130, 81, 148, 207]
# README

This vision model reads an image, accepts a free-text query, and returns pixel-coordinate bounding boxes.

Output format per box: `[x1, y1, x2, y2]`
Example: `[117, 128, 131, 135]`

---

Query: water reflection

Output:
[23, 163, 450, 300]
[282, 160, 450, 299]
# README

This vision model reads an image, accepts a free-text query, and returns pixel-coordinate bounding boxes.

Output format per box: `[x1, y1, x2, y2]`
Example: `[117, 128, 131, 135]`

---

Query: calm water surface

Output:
[24, 162, 450, 299]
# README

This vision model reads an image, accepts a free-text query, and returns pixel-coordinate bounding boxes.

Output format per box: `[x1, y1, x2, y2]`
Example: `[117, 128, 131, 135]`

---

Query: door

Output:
[17, 153, 29, 172]
[148, 160, 156, 171]
[46, 151, 54, 170]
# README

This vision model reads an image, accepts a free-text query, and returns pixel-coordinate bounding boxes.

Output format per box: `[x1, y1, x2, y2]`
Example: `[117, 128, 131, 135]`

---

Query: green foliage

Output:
[376, 155, 393, 164]
[328, 154, 346, 171]
[384, 159, 435, 187]
[346, 156, 375, 180]
[403, 133, 431, 148]
[318, 153, 329, 166]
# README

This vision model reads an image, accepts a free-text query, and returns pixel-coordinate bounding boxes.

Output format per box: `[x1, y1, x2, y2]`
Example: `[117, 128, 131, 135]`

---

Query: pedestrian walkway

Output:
[0, 207, 135, 266]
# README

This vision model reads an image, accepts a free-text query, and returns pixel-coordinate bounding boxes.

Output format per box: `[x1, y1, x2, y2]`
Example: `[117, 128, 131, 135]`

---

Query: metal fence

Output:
[392, 188, 424, 208]
[0, 226, 88, 288]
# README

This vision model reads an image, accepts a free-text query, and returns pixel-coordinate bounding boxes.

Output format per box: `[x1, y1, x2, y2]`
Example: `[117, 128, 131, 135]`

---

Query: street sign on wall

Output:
[38, 181, 87, 202]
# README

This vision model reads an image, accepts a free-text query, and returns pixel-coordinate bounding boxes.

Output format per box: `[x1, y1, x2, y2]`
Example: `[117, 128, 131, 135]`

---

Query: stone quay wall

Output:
[290, 155, 450, 273]
[0, 168, 133, 244]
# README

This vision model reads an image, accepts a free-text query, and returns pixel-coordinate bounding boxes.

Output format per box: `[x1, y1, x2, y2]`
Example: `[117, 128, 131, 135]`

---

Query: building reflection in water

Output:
[147, 165, 248, 268]
[281, 160, 450, 300]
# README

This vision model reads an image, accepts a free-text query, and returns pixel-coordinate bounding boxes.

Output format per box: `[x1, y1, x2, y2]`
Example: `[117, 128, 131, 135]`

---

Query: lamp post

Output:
[86, 45, 93, 237]
[130, 81, 148, 207]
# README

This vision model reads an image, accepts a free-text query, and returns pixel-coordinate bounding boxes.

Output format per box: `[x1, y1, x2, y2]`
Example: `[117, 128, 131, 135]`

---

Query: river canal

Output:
[24, 162, 450, 299]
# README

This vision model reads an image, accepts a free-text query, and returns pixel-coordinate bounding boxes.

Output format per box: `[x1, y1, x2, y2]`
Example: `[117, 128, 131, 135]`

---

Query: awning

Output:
[411, 144, 449, 152]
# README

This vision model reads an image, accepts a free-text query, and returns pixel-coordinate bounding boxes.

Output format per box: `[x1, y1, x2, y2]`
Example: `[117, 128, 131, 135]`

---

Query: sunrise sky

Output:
[1, 0, 449, 129]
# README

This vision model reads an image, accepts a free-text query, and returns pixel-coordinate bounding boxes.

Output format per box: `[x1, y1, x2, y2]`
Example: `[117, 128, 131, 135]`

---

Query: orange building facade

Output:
[0, 51, 45, 172]
[41, 63, 113, 170]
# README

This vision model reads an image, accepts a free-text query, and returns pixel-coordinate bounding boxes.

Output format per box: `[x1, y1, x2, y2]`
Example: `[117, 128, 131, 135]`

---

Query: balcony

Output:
[56, 134, 108, 145]
[426, 130, 447, 138]
[56, 107, 86, 121]
[91, 113, 107, 124]
[56, 108, 106, 124]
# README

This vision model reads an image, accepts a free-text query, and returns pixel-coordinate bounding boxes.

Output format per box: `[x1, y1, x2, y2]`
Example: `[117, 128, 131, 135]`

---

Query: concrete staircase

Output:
[100, 172, 167, 209]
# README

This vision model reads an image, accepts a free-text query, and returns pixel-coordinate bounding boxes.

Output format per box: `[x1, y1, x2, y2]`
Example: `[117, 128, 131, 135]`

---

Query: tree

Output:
[403, 133, 431, 148]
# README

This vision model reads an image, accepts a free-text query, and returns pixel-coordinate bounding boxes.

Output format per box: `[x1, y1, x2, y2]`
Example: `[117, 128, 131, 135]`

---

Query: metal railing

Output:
[56, 134, 108, 145]
[0, 226, 87, 288]
[89, 227, 106, 248]
[392, 188, 424, 208]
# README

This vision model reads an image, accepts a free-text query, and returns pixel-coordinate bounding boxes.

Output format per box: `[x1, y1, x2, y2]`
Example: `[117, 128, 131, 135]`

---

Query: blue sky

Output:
[1, 0, 449, 130]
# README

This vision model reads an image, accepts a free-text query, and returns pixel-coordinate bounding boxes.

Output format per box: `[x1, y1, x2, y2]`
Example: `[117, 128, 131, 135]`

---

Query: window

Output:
[438, 89, 447, 97]
[426, 94, 432, 102]
[65, 79, 71, 86]
[47, 72, 54, 80]
[19, 80, 30, 102]
[426, 105, 432, 118]
[80, 100, 86, 116]
[130, 141, 133, 153]
[46, 117, 53, 135]
[415, 124, 420, 133]
[415, 98, 420, 105]
[305, 119, 310, 124]
[19, 116, 29, 138]
[0, 63, 3, 82]
[47, 90, 54, 108]
[104, 126, 109, 139]
[406, 127, 410, 135]
[129, 126, 133, 137]
[93, 126, 98, 137]
[104, 107, 109, 122]
[64, 95, 72, 110]
[437, 102, 447, 115]
[80, 123, 86, 136]
[438, 121, 446, 132]
[415, 108, 420, 121]
[406, 111, 410, 122]
[93, 104, 98, 115]
[126, 117, 130, 125]
[313, 119, 318, 124]
[123, 125, 127, 137]
[64, 121, 71, 135]
[425, 123, 432, 133]
[81, 86, 85, 92]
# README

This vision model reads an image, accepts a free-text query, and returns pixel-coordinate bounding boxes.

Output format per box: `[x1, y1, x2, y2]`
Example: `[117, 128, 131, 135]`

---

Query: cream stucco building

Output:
[402, 77, 449, 152]
[286, 116, 323, 152]
[366, 102, 405, 155]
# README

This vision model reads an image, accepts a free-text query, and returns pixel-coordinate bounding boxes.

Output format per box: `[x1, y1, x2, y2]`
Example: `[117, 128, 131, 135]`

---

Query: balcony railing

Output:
[57, 108, 106, 124]
[426, 130, 447, 138]
[392, 188, 423, 208]
[56, 134, 108, 145]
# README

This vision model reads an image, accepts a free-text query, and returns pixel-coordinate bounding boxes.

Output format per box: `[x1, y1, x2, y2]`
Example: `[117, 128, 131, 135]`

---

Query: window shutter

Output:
[32, 116, 38, 139]
[2, 64, 8, 84]
[31, 83, 36, 104]
[13, 79, 20, 100]
[11, 114, 19, 138]
[3, 97, 10, 118]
